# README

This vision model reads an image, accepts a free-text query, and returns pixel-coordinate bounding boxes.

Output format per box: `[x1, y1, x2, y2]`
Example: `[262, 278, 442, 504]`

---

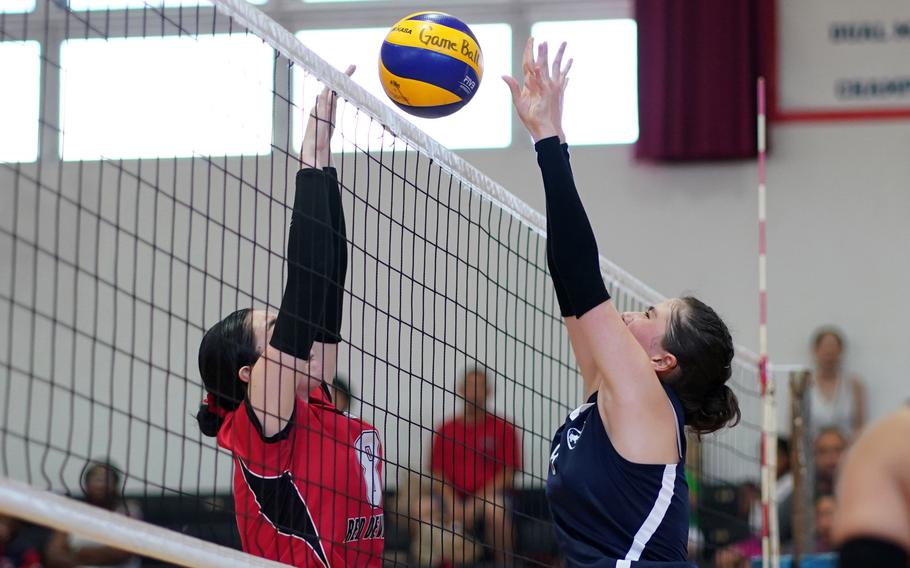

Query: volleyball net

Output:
[2, 1, 783, 565]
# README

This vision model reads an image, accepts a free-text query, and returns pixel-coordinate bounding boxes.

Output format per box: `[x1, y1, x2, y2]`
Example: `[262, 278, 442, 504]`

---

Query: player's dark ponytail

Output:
[663, 296, 741, 435]
[196, 308, 258, 437]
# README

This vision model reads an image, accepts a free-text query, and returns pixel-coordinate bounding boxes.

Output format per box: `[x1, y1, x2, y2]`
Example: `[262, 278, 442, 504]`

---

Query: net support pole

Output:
[0, 478, 287, 568]
[757, 76, 780, 568]
[789, 370, 812, 567]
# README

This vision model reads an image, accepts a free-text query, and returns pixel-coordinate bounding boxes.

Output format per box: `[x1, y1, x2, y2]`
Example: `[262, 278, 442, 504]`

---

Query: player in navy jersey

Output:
[504, 40, 741, 567]
[195, 66, 385, 567]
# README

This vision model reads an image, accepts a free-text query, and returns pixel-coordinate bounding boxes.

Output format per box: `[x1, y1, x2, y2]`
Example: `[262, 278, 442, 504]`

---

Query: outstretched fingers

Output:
[328, 65, 356, 121]
[502, 74, 521, 104]
[536, 41, 551, 80]
[522, 37, 535, 77]
[551, 41, 566, 79]
[312, 64, 356, 129]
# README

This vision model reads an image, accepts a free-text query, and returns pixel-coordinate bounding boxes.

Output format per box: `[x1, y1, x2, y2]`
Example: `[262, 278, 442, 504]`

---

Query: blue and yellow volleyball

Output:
[380, 12, 483, 119]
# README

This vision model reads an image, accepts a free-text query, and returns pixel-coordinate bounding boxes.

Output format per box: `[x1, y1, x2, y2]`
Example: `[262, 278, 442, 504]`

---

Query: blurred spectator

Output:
[430, 367, 522, 566]
[814, 494, 836, 553]
[813, 427, 847, 497]
[808, 327, 865, 440]
[46, 460, 141, 568]
[0, 514, 48, 568]
[332, 375, 353, 414]
[399, 472, 482, 568]
[714, 438, 794, 568]
[750, 437, 794, 544]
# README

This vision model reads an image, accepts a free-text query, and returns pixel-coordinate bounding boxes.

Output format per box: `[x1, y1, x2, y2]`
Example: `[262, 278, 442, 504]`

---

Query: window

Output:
[0, 0, 36, 13]
[59, 35, 273, 161]
[294, 23, 512, 152]
[530, 19, 638, 145]
[0, 42, 41, 163]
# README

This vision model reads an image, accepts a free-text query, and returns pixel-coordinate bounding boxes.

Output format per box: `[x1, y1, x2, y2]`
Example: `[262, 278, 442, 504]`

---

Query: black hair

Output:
[196, 309, 258, 437]
[82, 459, 122, 490]
[80, 459, 124, 510]
[662, 296, 741, 435]
[812, 326, 845, 351]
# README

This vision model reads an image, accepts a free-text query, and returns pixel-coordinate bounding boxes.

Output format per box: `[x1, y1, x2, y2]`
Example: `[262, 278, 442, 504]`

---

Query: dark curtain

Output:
[635, 0, 774, 161]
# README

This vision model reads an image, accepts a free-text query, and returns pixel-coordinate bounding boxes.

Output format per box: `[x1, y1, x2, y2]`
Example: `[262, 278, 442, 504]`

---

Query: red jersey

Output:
[430, 413, 522, 497]
[217, 387, 384, 567]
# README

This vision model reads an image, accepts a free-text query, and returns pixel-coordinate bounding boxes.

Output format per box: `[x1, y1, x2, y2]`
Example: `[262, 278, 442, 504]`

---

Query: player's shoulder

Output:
[864, 406, 910, 441]
[488, 413, 517, 431]
[329, 407, 379, 435]
[846, 407, 910, 468]
[435, 415, 461, 434]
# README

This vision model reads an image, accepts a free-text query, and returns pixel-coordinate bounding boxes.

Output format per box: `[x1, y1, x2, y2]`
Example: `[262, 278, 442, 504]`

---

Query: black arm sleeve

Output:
[536, 136, 610, 318]
[545, 142, 578, 317]
[312, 166, 347, 344]
[269, 168, 336, 359]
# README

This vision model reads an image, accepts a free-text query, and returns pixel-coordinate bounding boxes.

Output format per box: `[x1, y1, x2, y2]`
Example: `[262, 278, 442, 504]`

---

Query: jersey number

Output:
[354, 431, 383, 508]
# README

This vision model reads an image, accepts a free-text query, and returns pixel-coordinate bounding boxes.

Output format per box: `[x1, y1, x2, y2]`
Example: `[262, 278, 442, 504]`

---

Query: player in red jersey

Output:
[195, 66, 384, 567]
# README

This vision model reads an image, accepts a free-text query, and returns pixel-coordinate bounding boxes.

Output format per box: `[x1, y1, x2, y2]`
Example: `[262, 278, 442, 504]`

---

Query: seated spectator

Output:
[713, 437, 794, 568]
[813, 427, 847, 497]
[0, 514, 48, 568]
[332, 374, 354, 414]
[46, 460, 141, 568]
[399, 472, 481, 568]
[814, 494, 836, 553]
[807, 327, 865, 440]
[750, 437, 793, 543]
[430, 366, 522, 566]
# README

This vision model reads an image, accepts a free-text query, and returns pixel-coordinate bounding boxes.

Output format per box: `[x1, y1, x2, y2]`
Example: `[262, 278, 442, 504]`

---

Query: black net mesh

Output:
[1, 2, 768, 566]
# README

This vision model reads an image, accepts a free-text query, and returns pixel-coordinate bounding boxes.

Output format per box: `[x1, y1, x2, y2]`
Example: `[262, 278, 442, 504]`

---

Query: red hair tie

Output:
[203, 393, 228, 419]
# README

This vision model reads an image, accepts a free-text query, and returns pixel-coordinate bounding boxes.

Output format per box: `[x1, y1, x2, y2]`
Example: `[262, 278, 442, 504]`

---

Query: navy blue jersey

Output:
[546, 385, 693, 567]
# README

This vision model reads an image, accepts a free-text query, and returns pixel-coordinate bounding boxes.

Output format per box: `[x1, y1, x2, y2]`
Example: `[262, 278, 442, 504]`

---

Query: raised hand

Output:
[549, 41, 572, 143]
[502, 38, 572, 143]
[300, 64, 356, 169]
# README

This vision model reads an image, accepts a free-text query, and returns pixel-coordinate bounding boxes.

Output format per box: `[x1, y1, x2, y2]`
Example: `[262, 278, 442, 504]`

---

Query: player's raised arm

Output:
[249, 67, 355, 437]
[503, 40, 662, 406]
[505, 40, 739, 465]
[296, 65, 355, 397]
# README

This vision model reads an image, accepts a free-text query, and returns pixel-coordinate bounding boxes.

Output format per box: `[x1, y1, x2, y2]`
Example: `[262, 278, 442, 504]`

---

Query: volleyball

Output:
[379, 11, 483, 118]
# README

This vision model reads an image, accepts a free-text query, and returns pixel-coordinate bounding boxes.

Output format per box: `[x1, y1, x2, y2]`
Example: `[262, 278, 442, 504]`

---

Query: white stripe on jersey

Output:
[623, 464, 677, 562]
